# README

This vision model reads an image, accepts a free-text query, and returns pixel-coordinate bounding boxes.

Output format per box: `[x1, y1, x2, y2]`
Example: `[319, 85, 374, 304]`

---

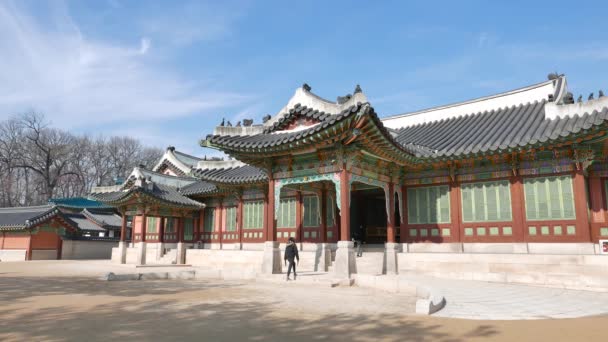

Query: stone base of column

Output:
[136, 241, 147, 265]
[176, 242, 186, 265]
[385, 242, 400, 275]
[261, 241, 282, 274]
[156, 242, 165, 261]
[117, 241, 127, 264]
[333, 241, 356, 278]
[319, 243, 332, 272]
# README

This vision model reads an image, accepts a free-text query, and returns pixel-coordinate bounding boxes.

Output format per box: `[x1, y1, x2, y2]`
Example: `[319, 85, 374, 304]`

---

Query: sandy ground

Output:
[0, 261, 607, 341]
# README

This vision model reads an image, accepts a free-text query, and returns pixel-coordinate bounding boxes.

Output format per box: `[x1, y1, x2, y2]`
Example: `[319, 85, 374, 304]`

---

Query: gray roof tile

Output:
[395, 101, 608, 159]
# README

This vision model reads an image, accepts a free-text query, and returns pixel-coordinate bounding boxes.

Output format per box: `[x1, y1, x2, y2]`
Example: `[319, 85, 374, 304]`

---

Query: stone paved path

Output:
[407, 275, 608, 320]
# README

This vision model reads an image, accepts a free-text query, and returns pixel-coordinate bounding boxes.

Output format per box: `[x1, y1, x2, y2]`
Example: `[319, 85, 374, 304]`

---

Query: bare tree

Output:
[13, 112, 79, 201]
[0, 112, 165, 206]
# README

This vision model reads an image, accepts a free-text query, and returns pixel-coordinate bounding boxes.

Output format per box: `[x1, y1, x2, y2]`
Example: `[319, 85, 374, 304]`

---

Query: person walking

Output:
[284, 237, 299, 281]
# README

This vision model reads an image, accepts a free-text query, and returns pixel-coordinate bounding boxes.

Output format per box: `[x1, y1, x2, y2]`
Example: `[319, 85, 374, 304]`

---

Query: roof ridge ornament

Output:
[302, 83, 312, 92]
[354, 84, 362, 93]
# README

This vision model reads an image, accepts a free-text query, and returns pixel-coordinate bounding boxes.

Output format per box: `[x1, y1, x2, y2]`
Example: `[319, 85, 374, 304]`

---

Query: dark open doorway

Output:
[350, 186, 400, 244]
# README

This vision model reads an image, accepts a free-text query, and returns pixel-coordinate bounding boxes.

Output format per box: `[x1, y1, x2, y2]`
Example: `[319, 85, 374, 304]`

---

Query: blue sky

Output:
[1, 0, 607, 156]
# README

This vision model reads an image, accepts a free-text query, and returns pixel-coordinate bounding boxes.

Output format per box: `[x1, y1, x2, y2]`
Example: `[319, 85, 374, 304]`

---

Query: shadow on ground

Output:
[0, 276, 499, 342]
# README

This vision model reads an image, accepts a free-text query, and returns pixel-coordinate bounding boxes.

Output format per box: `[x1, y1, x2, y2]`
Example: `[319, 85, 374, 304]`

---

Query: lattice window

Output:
[407, 185, 450, 224]
[146, 217, 157, 233]
[326, 194, 335, 226]
[203, 207, 215, 232]
[277, 198, 296, 228]
[303, 195, 320, 227]
[244, 201, 263, 229]
[165, 218, 175, 233]
[183, 218, 194, 240]
[461, 180, 512, 222]
[225, 207, 237, 232]
[524, 176, 575, 220]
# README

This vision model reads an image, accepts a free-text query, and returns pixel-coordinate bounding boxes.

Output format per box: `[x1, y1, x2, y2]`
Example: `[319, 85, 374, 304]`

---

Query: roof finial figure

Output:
[354, 84, 363, 93]
[243, 119, 253, 127]
[227, 120, 232, 127]
[599, 90, 604, 98]
[588, 93, 594, 101]
[302, 83, 312, 92]
[547, 73, 559, 80]
[577, 95, 583, 103]
[167, 146, 175, 152]
[220, 118, 225, 126]
[262, 114, 271, 123]
[236, 121, 241, 127]
[563, 92, 574, 104]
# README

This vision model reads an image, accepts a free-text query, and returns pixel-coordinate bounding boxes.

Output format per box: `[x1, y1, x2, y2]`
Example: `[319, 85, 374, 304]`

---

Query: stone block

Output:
[463, 243, 528, 254]
[406, 243, 463, 253]
[261, 241, 282, 274]
[385, 242, 399, 275]
[333, 241, 356, 278]
[527, 243, 595, 255]
[136, 242, 147, 265]
[168, 270, 195, 280]
[103, 272, 141, 281]
[141, 272, 169, 280]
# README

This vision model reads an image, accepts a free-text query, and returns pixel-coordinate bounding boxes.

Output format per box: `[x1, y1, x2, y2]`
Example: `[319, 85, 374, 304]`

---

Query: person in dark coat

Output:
[284, 237, 299, 281]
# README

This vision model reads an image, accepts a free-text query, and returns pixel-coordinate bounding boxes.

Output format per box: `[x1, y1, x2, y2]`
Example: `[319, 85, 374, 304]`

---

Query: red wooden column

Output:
[199, 210, 205, 241]
[573, 170, 591, 241]
[400, 185, 408, 243]
[158, 217, 166, 243]
[266, 178, 276, 241]
[27, 234, 33, 260]
[449, 181, 462, 242]
[177, 216, 184, 243]
[120, 214, 128, 242]
[296, 191, 303, 242]
[588, 176, 606, 242]
[321, 188, 328, 243]
[221, 199, 226, 249]
[386, 183, 396, 243]
[339, 169, 350, 241]
[237, 194, 244, 246]
[510, 176, 526, 242]
[141, 212, 147, 242]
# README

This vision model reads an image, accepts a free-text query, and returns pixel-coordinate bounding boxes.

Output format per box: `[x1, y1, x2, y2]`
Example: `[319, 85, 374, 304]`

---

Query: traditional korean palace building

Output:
[0, 198, 124, 261]
[89, 75, 608, 286]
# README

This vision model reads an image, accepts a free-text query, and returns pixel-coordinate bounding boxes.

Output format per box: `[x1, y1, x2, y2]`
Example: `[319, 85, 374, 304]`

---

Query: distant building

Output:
[0, 198, 126, 260]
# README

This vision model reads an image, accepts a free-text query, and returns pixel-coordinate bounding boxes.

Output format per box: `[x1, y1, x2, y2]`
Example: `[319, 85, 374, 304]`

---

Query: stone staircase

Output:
[327, 244, 386, 275]
[158, 248, 177, 265]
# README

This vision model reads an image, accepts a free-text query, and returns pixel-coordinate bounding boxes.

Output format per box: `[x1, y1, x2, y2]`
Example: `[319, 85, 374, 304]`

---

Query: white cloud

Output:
[139, 37, 151, 55]
[0, 1, 252, 130]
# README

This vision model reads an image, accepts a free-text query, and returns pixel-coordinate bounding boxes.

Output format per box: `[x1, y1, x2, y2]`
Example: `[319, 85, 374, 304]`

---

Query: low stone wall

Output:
[186, 249, 264, 279]
[31, 249, 57, 260]
[398, 251, 608, 291]
[62, 240, 118, 260]
[0, 249, 26, 261]
[404, 242, 600, 254]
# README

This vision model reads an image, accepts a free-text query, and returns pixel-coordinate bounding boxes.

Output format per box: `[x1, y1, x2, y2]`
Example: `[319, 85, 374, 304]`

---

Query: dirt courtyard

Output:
[0, 261, 606, 341]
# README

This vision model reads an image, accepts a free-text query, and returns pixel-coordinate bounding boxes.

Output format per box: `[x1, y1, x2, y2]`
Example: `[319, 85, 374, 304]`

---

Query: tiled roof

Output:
[63, 213, 107, 232]
[204, 104, 362, 151]
[192, 165, 267, 185]
[263, 106, 332, 133]
[203, 103, 421, 166]
[395, 101, 608, 159]
[0, 205, 69, 230]
[48, 197, 112, 209]
[82, 209, 123, 230]
[90, 182, 204, 209]
[173, 150, 202, 167]
[178, 180, 218, 196]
